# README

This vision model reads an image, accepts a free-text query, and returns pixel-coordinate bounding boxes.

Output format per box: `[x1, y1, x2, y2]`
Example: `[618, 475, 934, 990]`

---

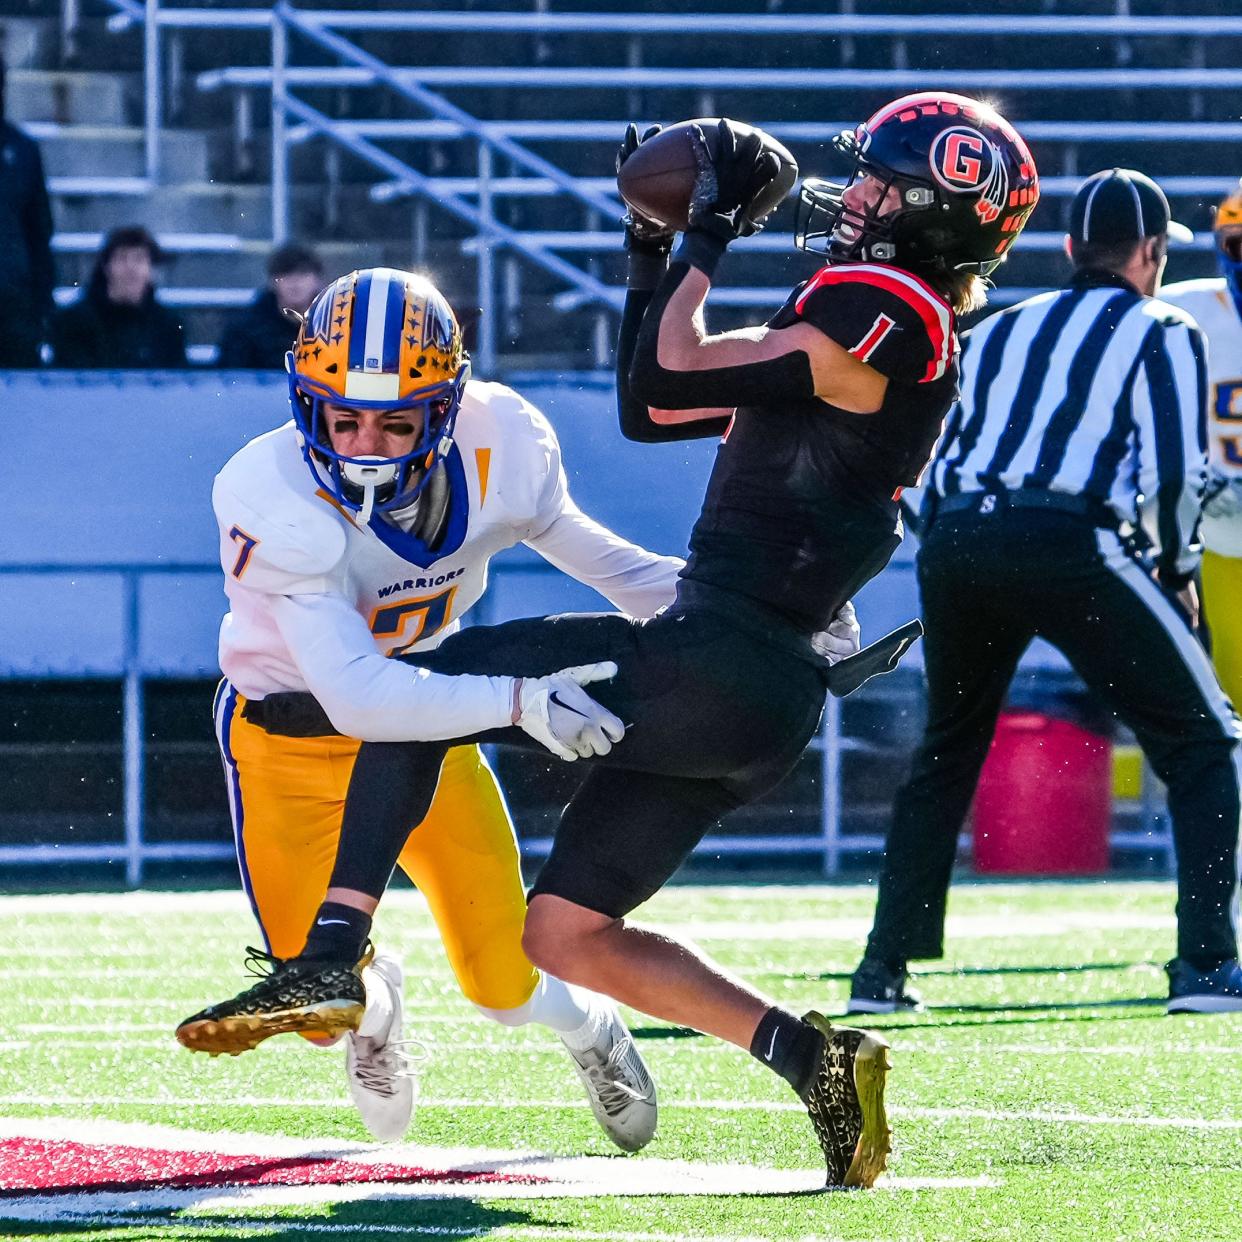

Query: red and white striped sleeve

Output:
[793, 263, 957, 384]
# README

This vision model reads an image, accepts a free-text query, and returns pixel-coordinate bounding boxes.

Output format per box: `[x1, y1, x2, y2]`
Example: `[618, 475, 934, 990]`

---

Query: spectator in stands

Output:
[50, 226, 186, 369]
[0, 61, 55, 368]
[218, 242, 324, 368]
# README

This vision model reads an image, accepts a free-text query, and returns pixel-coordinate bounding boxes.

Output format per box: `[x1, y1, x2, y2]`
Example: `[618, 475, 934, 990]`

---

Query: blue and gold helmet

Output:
[1215, 181, 1242, 305]
[287, 267, 470, 520]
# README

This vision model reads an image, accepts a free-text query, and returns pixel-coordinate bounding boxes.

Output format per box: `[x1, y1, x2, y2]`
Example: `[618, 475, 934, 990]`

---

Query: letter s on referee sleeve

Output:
[1133, 316, 1209, 580]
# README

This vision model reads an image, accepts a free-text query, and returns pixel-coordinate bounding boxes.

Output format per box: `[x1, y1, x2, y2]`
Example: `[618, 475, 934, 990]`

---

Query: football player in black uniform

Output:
[179, 92, 1038, 1187]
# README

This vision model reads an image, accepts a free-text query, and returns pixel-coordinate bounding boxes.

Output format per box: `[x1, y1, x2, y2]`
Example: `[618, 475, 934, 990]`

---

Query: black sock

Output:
[300, 901, 372, 964]
[749, 1006, 823, 1096]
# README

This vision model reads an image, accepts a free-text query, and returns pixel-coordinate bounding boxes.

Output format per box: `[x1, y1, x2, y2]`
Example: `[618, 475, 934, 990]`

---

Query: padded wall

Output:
[0, 370, 920, 676]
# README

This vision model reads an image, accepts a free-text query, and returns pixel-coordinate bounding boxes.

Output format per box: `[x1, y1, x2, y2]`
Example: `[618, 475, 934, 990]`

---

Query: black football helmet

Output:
[796, 91, 1039, 278]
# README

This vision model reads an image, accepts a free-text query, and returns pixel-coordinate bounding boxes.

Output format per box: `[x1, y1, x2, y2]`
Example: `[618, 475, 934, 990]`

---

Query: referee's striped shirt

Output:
[927, 269, 1209, 579]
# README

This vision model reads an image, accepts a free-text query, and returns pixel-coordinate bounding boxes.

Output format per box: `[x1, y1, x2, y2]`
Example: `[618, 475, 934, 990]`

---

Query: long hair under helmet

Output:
[796, 91, 1039, 279]
[287, 268, 470, 522]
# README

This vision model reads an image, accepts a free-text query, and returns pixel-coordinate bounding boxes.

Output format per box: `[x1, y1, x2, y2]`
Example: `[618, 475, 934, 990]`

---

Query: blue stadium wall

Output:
[0, 370, 920, 680]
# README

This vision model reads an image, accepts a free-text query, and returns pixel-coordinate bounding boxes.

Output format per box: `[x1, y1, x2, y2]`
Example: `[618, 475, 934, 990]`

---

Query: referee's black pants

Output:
[865, 508, 1241, 967]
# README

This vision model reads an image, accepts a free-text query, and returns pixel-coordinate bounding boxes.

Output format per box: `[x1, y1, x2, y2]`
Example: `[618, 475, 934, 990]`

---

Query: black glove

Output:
[617, 122, 676, 255]
[686, 118, 783, 243]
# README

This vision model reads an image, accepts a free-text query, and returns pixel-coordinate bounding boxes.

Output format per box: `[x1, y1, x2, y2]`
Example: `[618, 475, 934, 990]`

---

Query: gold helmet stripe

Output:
[1216, 179, 1242, 230]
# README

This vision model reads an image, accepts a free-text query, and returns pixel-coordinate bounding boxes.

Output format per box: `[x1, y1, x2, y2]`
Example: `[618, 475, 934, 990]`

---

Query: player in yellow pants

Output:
[219, 690, 536, 1010]
[185, 269, 670, 1151]
[1163, 186, 1242, 715]
[1202, 551, 1242, 714]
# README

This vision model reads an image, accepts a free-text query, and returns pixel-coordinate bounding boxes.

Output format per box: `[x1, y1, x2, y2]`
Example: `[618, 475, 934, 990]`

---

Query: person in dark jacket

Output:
[50, 225, 186, 369]
[218, 242, 323, 368]
[0, 63, 55, 368]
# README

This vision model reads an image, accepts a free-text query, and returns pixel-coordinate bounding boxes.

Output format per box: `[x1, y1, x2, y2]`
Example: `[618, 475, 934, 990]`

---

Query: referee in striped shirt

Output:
[849, 168, 1242, 1015]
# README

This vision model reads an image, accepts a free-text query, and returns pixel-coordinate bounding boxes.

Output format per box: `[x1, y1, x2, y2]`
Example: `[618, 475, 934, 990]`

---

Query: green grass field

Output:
[0, 880, 1239, 1241]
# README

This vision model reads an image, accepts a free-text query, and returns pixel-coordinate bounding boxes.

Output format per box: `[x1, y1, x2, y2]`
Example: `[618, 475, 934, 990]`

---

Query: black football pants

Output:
[865, 509, 1241, 967]
[335, 608, 828, 917]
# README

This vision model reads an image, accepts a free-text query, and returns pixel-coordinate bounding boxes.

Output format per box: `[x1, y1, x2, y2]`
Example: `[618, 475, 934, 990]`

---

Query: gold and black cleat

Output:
[175, 947, 366, 1056]
[799, 1011, 891, 1188]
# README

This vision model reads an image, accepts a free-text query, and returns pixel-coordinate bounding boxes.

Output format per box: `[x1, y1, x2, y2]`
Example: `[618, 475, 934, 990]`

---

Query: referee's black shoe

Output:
[847, 957, 924, 1015]
[1166, 957, 1242, 1014]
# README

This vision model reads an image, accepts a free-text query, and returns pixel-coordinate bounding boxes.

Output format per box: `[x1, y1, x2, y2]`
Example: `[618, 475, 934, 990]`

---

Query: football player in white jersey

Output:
[1163, 183, 1242, 708]
[179, 268, 677, 1152]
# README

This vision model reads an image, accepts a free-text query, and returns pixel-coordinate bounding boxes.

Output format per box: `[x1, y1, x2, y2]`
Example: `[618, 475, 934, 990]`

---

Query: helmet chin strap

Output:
[341, 456, 400, 524]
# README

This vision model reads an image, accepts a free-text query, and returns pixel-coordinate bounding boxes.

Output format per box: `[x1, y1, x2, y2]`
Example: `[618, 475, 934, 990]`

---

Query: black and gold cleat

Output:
[799, 1011, 891, 1188]
[175, 948, 366, 1056]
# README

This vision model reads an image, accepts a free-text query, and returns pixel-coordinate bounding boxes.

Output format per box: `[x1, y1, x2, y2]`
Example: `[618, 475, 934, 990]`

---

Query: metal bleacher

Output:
[11, 1, 1240, 370]
[0, 0, 1198, 880]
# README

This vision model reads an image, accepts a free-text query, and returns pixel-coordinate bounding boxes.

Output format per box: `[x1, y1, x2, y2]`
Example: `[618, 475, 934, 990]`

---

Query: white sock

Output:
[356, 964, 396, 1039]
[474, 971, 602, 1034]
[558, 1000, 611, 1052]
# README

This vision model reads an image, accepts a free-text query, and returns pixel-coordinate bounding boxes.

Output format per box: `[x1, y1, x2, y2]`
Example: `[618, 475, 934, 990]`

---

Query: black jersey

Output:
[679, 263, 959, 639]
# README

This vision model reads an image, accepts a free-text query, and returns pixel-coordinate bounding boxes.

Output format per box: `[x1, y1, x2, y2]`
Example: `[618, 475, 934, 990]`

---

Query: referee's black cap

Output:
[1069, 169, 1194, 245]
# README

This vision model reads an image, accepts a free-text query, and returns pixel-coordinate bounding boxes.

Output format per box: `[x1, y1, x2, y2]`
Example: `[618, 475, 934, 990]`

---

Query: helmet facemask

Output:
[1216, 205, 1242, 305]
[796, 134, 938, 267]
[286, 268, 471, 526]
[796, 94, 1039, 282]
[290, 359, 470, 525]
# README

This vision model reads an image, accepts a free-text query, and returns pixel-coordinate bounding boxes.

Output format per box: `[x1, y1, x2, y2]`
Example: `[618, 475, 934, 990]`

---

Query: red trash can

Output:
[972, 711, 1112, 874]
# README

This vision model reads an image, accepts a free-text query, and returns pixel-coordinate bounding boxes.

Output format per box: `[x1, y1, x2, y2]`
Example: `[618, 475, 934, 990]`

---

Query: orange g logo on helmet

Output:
[930, 127, 991, 191]
[929, 126, 1009, 227]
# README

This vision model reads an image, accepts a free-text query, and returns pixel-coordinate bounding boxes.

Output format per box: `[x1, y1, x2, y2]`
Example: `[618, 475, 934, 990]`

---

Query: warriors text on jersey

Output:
[214, 380, 682, 741]
[680, 263, 958, 639]
[1161, 277, 1242, 556]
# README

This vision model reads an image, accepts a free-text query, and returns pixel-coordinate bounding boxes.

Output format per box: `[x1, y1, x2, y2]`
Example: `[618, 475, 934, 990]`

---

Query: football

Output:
[616, 118, 799, 232]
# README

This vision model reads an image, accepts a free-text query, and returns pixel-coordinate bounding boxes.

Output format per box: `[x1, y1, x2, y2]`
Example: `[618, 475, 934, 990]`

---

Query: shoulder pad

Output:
[1158, 277, 1223, 307]
[1141, 296, 1202, 334]
[462, 380, 556, 442]
[213, 429, 348, 587]
[793, 263, 956, 384]
[456, 380, 564, 529]
[458, 380, 561, 475]
[1152, 282, 1220, 319]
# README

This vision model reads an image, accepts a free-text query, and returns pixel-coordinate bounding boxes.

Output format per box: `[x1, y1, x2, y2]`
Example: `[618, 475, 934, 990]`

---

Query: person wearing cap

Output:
[848, 167, 1242, 1016]
[49, 225, 186, 369]
[218, 242, 324, 369]
[1161, 183, 1242, 716]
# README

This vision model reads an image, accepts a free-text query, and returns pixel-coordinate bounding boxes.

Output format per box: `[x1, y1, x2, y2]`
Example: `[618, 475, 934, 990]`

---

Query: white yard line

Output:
[0, 889, 1176, 944]
[0, 1209, 913, 1242]
[0, 1118, 990, 1215]
[11, 1034, 1242, 1059]
[897, 1105, 1242, 1130]
[2, 1093, 1239, 1129]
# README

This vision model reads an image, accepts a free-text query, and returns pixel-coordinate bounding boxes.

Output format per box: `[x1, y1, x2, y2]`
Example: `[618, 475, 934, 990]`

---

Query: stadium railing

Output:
[3, 549, 1168, 885]
[0, 370, 861, 884]
[88, 3, 1242, 364]
[0, 555, 853, 884]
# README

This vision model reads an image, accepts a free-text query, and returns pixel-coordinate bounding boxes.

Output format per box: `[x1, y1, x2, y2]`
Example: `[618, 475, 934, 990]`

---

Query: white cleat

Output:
[345, 952, 418, 1142]
[561, 1003, 657, 1153]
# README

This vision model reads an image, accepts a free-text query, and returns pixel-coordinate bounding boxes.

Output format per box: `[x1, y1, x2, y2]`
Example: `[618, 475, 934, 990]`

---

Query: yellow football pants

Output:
[1202, 550, 1242, 715]
[213, 683, 539, 1011]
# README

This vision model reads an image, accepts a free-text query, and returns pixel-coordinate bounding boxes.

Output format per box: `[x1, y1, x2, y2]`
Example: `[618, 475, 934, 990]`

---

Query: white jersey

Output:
[1161, 277, 1242, 556]
[214, 380, 683, 741]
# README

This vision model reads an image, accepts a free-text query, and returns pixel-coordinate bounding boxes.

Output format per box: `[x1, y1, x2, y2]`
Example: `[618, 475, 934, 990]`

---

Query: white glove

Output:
[1204, 473, 1242, 521]
[821, 600, 861, 665]
[513, 662, 625, 761]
